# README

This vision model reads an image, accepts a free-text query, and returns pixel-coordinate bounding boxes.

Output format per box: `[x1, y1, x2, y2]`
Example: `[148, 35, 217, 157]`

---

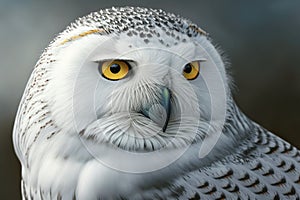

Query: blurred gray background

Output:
[1, 0, 299, 198]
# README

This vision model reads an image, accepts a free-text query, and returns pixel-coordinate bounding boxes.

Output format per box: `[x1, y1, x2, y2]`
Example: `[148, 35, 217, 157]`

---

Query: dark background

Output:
[1, 0, 299, 199]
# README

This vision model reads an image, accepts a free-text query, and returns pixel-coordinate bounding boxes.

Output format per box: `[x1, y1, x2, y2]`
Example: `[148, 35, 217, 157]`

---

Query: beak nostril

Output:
[140, 86, 171, 132]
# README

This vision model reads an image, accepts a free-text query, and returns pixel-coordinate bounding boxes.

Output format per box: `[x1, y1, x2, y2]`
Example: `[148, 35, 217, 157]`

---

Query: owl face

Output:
[44, 7, 228, 153]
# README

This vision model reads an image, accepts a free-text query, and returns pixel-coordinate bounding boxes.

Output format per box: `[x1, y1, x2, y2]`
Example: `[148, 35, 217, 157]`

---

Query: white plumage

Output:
[13, 7, 300, 199]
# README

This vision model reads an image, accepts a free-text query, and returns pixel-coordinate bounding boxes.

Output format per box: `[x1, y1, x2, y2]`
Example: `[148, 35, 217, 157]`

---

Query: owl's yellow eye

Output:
[100, 60, 130, 81]
[182, 61, 200, 80]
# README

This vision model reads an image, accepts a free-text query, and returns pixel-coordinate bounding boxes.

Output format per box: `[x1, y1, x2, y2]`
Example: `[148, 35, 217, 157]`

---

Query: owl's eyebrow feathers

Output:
[58, 24, 208, 46]
[59, 29, 106, 45]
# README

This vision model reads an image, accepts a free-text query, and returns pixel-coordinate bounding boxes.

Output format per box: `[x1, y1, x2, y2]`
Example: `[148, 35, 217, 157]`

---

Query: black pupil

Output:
[110, 63, 121, 74]
[183, 64, 192, 73]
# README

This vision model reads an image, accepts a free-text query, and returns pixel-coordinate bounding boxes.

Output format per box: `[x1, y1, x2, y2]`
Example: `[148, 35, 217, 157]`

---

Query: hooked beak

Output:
[140, 86, 171, 132]
[160, 87, 171, 132]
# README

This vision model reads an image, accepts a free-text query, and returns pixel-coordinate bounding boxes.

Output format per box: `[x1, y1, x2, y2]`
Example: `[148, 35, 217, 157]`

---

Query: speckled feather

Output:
[137, 113, 300, 199]
[13, 7, 300, 200]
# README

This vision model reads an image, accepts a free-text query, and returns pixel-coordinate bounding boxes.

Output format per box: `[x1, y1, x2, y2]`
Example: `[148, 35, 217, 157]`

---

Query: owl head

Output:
[26, 7, 230, 172]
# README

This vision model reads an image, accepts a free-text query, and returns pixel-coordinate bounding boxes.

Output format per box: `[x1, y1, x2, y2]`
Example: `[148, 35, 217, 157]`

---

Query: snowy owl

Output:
[13, 7, 300, 199]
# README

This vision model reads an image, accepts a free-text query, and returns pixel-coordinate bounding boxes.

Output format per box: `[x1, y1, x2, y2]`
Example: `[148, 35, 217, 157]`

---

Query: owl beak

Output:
[140, 87, 171, 132]
[160, 87, 171, 132]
